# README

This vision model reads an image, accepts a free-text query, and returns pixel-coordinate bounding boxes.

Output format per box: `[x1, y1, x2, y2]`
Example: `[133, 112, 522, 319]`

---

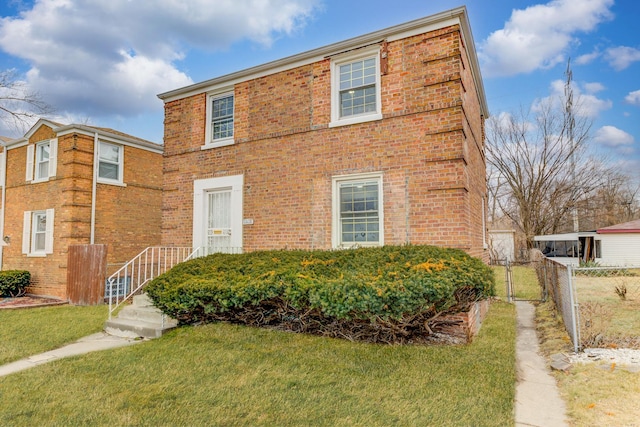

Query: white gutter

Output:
[90, 133, 98, 244]
[0, 147, 7, 268]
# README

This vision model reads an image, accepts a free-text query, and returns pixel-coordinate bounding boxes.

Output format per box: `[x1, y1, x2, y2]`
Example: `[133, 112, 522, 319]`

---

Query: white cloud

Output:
[583, 82, 605, 94]
[626, 90, 640, 106]
[604, 46, 640, 71]
[575, 49, 600, 65]
[533, 79, 612, 118]
[479, 0, 614, 77]
[0, 0, 320, 119]
[593, 126, 634, 148]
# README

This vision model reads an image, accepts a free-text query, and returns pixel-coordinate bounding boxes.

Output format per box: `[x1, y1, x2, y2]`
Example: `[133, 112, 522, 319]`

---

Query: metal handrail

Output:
[107, 247, 195, 319]
[106, 246, 243, 319]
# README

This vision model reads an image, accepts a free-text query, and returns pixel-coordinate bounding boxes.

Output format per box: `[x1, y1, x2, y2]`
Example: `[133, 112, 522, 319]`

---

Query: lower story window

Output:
[22, 209, 54, 256]
[333, 173, 383, 247]
[32, 211, 47, 252]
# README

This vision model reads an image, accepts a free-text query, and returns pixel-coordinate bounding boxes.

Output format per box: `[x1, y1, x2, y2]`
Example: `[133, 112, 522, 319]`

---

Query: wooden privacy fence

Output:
[67, 244, 107, 305]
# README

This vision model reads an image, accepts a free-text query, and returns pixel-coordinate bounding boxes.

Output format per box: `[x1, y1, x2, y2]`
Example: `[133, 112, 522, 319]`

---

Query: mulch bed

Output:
[0, 295, 68, 310]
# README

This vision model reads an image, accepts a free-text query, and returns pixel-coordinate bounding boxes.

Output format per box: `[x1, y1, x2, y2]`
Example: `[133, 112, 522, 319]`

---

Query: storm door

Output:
[205, 189, 232, 252]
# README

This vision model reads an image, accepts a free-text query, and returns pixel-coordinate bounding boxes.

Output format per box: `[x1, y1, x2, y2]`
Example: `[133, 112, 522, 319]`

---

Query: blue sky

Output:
[1, 0, 639, 178]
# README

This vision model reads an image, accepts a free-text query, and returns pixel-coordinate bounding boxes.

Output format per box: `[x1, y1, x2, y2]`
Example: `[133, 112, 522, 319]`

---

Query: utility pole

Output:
[565, 59, 579, 232]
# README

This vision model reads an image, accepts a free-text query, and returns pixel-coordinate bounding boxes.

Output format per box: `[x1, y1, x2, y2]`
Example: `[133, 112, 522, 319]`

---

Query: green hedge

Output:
[146, 245, 494, 327]
[0, 270, 31, 297]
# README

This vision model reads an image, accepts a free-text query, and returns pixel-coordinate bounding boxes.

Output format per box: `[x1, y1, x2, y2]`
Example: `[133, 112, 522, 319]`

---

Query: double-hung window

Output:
[330, 47, 382, 127]
[31, 211, 47, 253]
[22, 209, 54, 256]
[26, 139, 57, 182]
[332, 173, 383, 247]
[35, 142, 50, 180]
[98, 141, 123, 184]
[204, 92, 234, 148]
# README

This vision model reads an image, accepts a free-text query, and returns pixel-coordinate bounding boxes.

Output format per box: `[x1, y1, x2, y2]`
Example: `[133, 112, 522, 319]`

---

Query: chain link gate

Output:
[504, 258, 546, 303]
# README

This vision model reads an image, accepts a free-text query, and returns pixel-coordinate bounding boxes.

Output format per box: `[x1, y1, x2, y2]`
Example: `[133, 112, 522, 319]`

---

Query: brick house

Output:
[157, 6, 489, 261]
[0, 119, 163, 299]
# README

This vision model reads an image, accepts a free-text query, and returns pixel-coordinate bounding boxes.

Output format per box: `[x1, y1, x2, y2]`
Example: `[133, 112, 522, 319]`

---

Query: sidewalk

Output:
[0, 332, 142, 377]
[515, 300, 569, 427]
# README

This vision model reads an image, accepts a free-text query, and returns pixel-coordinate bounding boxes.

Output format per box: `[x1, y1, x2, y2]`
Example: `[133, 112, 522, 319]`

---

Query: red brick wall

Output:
[162, 24, 488, 260]
[3, 125, 68, 298]
[439, 299, 491, 342]
[95, 145, 163, 271]
[2, 126, 162, 299]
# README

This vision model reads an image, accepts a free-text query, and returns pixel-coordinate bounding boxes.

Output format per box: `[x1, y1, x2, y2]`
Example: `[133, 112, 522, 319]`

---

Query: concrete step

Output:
[104, 293, 177, 339]
[116, 305, 172, 324]
[105, 317, 176, 339]
[132, 293, 155, 307]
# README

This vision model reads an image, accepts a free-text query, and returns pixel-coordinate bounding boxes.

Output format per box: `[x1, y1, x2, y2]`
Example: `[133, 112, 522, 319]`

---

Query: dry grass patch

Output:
[557, 364, 640, 427]
[574, 275, 640, 348]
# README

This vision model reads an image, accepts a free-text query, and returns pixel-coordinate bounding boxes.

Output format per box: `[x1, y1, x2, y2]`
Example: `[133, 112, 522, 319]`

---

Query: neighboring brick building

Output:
[157, 7, 490, 261]
[0, 119, 163, 299]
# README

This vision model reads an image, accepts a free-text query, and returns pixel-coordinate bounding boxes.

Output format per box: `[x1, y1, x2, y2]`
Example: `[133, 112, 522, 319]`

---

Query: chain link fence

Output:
[532, 258, 640, 352]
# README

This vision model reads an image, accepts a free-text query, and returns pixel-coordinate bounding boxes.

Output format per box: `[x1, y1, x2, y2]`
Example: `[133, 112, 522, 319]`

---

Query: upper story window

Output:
[332, 173, 384, 248]
[339, 58, 377, 117]
[35, 142, 50, 180]
[330, 47, 382, 128]
[98, 141, 123, 184]
[213, 95, 234, 139]
[25, 138, 57, 183]
[204, 91, 234, 149]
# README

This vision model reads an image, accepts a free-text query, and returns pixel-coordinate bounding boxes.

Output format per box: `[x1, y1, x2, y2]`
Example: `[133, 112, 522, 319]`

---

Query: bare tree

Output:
[578, 175, 640, 229]
[486, 63, 622, 248]
[0, 70, 53, 134]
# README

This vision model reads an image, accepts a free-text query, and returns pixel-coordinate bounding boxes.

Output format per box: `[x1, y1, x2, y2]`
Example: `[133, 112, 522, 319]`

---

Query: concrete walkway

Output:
[0, 332, 142, 377]
[515, 301, 569, 427]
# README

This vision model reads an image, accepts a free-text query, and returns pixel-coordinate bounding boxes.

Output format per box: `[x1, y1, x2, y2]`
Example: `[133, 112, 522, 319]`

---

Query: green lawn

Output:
[492, 264, 542, 301]
[0, 305, 107, 365]
[0, 301, 516, 426]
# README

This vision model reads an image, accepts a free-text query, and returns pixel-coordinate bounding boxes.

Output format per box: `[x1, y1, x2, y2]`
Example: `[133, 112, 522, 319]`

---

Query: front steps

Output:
[104, 294, 178, 339]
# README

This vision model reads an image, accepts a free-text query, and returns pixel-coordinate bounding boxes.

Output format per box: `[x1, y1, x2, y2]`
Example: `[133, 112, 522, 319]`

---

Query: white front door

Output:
[193, 175, 243, 254]
[206, 189, 232, 251]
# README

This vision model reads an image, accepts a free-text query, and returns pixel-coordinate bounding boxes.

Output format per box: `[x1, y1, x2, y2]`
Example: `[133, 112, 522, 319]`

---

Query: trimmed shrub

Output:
[146, 245, 495, 343]
[0, 270, 31, 297]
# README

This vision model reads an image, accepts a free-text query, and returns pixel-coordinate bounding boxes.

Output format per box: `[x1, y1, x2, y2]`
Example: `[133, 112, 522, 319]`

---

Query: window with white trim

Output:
[204, 92, 234, 148]
[98, 141, 123, 183]
[22, 209, 54, 256]
[332, 173, 383, 247]
[36, 142, 50, 180]
[26, 139, 57, 182]
[330, 47, 382, 127]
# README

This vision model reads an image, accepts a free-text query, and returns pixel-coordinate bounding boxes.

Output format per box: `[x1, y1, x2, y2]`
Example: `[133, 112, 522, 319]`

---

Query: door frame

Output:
[192, 175, 243, 250]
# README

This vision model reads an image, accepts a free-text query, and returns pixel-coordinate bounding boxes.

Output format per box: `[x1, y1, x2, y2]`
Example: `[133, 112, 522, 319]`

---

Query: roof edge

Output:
[157, 6, 488, 116]
[5, 121, 162, 153]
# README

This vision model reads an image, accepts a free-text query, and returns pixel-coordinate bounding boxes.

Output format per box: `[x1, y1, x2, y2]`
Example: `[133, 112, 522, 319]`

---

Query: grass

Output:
[0, 301, 516, 426]
[574, 275, 640, 343]
[491, 264, 542, 300]
[557, 364, 640, 426]
[0, 304, 107, 365]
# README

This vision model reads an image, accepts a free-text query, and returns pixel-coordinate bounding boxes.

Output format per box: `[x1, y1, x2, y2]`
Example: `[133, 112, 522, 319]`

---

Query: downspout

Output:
[0, 146, 7, 269]
[90, 133, 98, 244]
